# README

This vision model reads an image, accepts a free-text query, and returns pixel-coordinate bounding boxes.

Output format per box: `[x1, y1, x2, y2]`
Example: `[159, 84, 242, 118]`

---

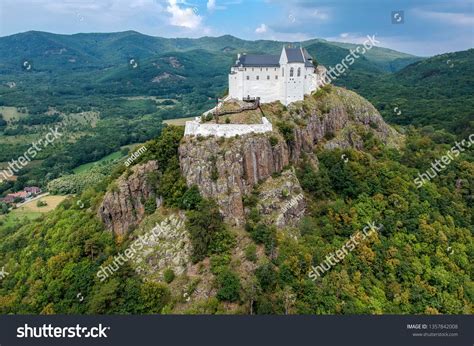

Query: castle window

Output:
[252, 68, 254, 71]
[256, 76, 259, 80]
[246, 76, 249, 80]
[266, 68, 268, 71]
[282, 68, 284, 77]
[275, 75, 278, 80]
[290, 68, 294, 77]
[260, 68, 262, 71]
[267, 75, 270, 80]
[274, 68, 277, 71]
[297, 67, 301, 77]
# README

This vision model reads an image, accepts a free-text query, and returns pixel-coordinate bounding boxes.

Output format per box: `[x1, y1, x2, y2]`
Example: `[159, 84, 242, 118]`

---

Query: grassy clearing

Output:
[62, 111, 100, 128]
[1, 195, 67, 225]
[73, 150, 124, 174]
[14, 195, 67, 213]
[163, 116, 195, 126]
[71, 142, 143, 174]
[0, 106, 28, 122]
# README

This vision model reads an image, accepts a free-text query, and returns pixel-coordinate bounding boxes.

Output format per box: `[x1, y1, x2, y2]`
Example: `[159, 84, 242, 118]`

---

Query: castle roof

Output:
[285, 47, 314, 67]
[234, 54, 280, 67]
[234, 46, 314, 68]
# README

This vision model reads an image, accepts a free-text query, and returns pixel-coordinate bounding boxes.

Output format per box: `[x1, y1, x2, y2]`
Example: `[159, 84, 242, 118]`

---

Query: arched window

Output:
[297, 67, 301, 77]
[282, 68, 284, 77]
[290, 67, 294, 77]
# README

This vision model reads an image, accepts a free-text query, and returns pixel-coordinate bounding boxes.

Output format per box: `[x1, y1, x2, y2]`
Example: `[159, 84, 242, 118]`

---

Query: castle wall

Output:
[184, 117, 273, 138]
[282, 62, 305, 105]
[229, 67, 281, 103]
[229, 50, 324, 106]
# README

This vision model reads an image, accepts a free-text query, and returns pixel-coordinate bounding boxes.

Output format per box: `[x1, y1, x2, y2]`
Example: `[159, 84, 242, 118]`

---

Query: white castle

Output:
[229, 46, 326, 105]
[184, 46, 327, 138]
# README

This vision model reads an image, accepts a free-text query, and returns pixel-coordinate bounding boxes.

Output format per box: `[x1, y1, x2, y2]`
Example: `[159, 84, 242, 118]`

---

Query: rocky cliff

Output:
[179, 86, 402, 226]
[179, 133, 291, 225]
[98, 86, 403, 233]
[98, 160, 160, 235]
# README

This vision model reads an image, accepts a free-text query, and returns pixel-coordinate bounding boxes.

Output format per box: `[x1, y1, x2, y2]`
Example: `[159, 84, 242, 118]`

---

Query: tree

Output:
[241, 277, 261, 315]
[180, 185, 202, 210]
[140, 282, 171, 314]
[144, 197, 157, 215]
[186, 199, 225, 263]
[255, 263, 277, 293]
[216, 268, 241, 302]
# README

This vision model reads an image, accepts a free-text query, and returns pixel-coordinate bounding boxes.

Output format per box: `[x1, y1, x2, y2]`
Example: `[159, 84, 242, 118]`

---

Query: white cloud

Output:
[207, 0, 228, 12]
[414, 9, 474, 26]
[311, 9, 329, 21]
[166, 0, 202, 29]
[249, 23, 310, 42]
[207, 0, 216, 11]
[325, 32, 378, 45]
[255, 23, 268, 34]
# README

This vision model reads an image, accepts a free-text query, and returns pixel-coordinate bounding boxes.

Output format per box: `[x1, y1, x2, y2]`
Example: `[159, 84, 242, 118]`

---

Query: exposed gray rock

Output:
[98, 160, 159, 236]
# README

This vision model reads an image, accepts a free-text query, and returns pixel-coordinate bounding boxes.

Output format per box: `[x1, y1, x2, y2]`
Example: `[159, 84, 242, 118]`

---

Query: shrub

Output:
[186, 199, 225, 263]
[210, 254, 231, 275]
[140, 282, 171, 313]
[180, 185, 202, 210]
[247, 223, 277, 255]
[244, 244, 257, 262]
[163, 268, 175, 283]
[324, 130, 335, 140]
[225, 117, 231, 124]
[210, 156, 219, 181]
[216, 269, 241, 302]
[255, 263, 277, 292]
[144, 197, 157, 215]
[269, 136, 279, 147]
[36, 200, 48, 207]
[276, 121, 295, 143]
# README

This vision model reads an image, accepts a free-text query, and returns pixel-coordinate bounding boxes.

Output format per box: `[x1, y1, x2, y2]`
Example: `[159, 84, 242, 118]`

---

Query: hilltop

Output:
[0, 82, 472, 315]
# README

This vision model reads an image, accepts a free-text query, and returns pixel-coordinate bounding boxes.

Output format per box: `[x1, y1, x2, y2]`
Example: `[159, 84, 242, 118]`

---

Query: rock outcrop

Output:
[179, 134, 290, 226]
[280, 88, 403, 161]
[179, 86, 402, 226]
[98, 160, 160, 235]
[98, 86, 403, 233]
[131, 212, 191, 280]
[255, 168, 306, 228]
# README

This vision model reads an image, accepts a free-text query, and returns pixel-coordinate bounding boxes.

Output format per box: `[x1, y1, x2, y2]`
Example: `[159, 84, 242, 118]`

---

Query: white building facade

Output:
[229, 46, 326, 106]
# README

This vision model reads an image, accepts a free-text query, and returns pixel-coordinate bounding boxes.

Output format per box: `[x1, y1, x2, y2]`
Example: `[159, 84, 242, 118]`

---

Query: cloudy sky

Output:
[0, 0, 472, 56]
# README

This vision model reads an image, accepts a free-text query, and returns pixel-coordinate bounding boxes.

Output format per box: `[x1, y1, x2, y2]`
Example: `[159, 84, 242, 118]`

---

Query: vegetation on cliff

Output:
[1, 83, 472, 314]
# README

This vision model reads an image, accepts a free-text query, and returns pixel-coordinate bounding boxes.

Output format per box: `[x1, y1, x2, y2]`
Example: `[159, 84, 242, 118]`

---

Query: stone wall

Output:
[184, 117, 272, 138]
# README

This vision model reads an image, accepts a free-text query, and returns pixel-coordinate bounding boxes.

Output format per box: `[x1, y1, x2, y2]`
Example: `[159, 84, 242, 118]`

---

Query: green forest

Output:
[0, 32, 472, 315]
[0, 123, 472, 314]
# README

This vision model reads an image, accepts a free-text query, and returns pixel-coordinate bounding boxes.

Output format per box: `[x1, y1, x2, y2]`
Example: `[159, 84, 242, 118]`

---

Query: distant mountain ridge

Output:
[0, 30, 420, 73]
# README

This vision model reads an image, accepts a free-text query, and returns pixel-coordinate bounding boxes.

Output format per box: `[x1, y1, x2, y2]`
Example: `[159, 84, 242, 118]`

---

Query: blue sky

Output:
[0, 0, 472, 56]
